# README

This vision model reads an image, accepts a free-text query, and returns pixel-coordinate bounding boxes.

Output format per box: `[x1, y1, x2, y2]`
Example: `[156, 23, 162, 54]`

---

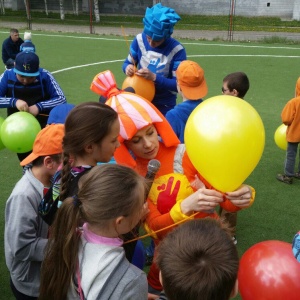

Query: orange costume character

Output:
[91, 70, 255, 292]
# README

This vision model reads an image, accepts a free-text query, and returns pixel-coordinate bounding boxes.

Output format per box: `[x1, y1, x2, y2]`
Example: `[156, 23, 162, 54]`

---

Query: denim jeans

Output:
[284, 142, 300, 176]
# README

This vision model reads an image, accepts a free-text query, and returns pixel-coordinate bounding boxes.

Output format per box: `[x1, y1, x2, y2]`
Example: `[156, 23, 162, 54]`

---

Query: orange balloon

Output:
[122, 75, 155, 102]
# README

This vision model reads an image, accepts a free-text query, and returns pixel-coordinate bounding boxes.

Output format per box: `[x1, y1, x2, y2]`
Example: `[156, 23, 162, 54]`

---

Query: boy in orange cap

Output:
[165, 60, 208, 143]
[4, 124, 64, 299]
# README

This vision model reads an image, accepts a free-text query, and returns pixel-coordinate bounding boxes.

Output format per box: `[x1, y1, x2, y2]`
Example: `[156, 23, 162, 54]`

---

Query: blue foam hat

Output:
[143, 3, 180, 41]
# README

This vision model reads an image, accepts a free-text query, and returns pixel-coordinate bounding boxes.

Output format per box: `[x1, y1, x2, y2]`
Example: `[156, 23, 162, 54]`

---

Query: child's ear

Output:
[44, 156, 54, 168]
[115, 216, 124, 226]
[44, 156, 60, 170]
[230, 279, 238, 298]
[84, 143, 94, 154]
[232, 89, 239, 97]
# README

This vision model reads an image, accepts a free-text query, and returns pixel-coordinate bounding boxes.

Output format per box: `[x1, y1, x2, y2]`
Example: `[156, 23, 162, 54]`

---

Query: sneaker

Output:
[294, 172, 300, 179]
[232, 236, 237, 245]
[276, 174, 293, 184]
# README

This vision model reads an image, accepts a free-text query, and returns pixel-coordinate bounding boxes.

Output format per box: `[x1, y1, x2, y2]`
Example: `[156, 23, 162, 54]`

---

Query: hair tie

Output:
[72, 194, 81, 207]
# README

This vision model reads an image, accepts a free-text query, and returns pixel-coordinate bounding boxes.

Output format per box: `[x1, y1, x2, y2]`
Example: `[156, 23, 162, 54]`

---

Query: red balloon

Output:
[238, 240, 300, 300]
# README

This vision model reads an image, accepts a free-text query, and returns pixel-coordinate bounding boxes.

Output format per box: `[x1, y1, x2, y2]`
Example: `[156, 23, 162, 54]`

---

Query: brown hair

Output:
[60, 102, 118, 200]
[223, 71, 249, 98]
[156, 218, 239, 300]
[39, 164, 146, 299]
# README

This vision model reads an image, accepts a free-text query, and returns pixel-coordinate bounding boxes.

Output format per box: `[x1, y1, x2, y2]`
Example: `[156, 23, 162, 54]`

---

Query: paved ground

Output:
[1, 20, 300, 42]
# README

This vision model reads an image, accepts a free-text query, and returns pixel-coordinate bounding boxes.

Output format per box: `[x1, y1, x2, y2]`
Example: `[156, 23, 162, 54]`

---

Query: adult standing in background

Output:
[122, 3, 187, 116]
[0, 51, 67, 161]
[2, 28, 24, 69]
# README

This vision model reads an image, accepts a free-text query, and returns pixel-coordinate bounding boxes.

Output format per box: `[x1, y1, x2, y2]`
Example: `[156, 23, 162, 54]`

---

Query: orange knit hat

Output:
[90, 70, 180, 167]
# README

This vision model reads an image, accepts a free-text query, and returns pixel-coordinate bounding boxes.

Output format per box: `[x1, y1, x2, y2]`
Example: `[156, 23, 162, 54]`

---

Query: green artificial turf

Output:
[0, 29, 299, 299]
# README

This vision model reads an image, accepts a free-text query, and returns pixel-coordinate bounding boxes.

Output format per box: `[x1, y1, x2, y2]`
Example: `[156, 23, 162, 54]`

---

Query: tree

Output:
[59, 0, 65, 20]
[0, 0, 5, 14]
[72, 0, 79, 16]
[94, 0, 100, 22]
[44, 0, 49, 16]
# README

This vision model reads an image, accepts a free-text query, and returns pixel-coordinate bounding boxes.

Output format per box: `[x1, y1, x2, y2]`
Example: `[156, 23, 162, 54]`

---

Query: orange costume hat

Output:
[90, 70, 180, 167]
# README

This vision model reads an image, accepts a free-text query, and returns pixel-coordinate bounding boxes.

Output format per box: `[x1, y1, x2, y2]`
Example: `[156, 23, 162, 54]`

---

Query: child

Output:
[292, 231, 300, 262]
[276, 77, 300, 184]
[219, 71, 250, 243]
[4, 124, 64, 299]
[156, 218, 239, 300]
[165, 60, 208, 143]
[46, 103, 75, 124]
[39, 164, 148, 300]
[222, 71, 250, 99]
[39, 102, 120, 225]
[20, 31, 36, 53]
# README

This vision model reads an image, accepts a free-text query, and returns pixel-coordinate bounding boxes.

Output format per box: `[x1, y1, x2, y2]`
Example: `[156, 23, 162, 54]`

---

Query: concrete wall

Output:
[3, 0, 300, 19]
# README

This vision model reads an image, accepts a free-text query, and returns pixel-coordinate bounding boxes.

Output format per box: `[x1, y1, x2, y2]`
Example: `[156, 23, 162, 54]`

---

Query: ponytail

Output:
[39, 197, 82, 299]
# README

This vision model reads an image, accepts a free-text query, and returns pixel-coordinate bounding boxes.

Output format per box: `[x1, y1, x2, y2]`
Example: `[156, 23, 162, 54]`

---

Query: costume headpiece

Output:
[143, 3, 181, 41]
[90, 70, 179, 167]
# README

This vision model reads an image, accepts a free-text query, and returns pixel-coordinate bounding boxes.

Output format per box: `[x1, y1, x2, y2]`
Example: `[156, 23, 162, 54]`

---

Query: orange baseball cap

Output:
[176, 60, 208, 100]
[20, 124, 65, 166]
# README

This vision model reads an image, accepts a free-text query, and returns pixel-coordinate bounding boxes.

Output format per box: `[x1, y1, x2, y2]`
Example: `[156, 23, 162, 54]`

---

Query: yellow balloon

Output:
[274, 124, 287, 150]
[185, 95, 265, 192]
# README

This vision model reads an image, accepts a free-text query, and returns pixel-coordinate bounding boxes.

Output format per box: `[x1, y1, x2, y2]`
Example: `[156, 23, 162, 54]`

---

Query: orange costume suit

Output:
[90, 70, 255, 292]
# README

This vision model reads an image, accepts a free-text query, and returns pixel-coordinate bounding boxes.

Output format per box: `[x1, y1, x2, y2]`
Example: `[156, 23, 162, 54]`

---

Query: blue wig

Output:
[143, 3, 181, 41]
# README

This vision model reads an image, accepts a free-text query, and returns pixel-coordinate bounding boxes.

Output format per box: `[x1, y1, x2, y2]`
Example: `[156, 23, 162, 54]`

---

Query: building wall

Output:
[3, 0, 300, 19]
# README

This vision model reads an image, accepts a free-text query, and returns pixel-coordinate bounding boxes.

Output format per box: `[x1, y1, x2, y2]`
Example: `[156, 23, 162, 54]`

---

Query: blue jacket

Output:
[2, 36, 24, 64]
[0, 68, 67, 127]
[122, 33, 186, 115]
[166, 99, 203, 143]
[20, 40, 36, 53]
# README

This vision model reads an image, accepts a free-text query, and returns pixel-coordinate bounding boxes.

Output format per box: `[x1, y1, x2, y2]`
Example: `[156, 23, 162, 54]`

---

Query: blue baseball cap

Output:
[14, 51, 40, 77]
[47, 103, 75, 125]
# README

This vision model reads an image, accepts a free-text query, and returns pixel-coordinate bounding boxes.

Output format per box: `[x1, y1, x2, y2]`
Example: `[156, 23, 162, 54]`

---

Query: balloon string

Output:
[39, 113, 49, 117]
[121, 26, 136, 73]
[123, 212, 199, 244]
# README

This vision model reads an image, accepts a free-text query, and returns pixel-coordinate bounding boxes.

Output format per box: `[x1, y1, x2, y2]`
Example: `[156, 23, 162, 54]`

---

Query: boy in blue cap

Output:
[0, 51, 67, 161]
[122, 3, 186, 116]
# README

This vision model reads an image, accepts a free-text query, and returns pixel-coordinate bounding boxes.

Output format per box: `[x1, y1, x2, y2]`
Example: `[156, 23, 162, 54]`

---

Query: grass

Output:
[2, 9, 300, 32]
[0, 28, 299, 299]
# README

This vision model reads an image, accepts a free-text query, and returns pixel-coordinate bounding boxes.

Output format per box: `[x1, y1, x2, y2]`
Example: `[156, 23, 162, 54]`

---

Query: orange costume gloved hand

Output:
[157, 176, 180, 214]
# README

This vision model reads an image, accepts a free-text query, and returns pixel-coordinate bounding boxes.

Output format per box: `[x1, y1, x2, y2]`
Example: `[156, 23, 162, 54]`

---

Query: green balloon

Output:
[0, 117, 6, 151]
[1, 112, 41, 153]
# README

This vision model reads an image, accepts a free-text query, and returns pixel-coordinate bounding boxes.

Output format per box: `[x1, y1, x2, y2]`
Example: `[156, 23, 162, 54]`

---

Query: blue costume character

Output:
[122, 3, 186, 116]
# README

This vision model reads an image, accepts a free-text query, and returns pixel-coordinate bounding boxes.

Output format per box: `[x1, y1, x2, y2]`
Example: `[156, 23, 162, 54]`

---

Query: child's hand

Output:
[16, 99, 29, 112]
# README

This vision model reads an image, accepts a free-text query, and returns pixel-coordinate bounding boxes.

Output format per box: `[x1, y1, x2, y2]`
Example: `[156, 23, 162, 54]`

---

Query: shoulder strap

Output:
[66, 168, 91, 198]
[96, 254, 130, 300]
